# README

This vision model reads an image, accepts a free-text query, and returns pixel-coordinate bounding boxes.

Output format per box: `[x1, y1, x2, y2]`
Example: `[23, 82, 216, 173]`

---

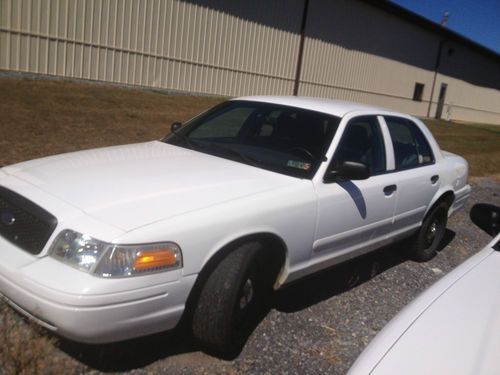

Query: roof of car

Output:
[235, 96, 394, 118]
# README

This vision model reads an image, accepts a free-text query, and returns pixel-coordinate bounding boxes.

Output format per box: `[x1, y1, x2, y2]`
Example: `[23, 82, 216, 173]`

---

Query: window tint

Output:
[189, 107, 254, 138]
[385, 116, 434, 169]
[257, 110, 280, 137]
[332, 116, 386, 175]
[165, 101, 341, 179]
[412, 122, 434, 164]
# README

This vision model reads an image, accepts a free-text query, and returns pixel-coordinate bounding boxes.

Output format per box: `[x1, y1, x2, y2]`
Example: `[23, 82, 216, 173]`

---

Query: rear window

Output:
[385, 116, 434, 170]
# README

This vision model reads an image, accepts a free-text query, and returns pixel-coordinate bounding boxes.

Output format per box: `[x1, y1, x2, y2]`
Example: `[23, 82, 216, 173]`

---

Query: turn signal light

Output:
[133, 249, 178, 271]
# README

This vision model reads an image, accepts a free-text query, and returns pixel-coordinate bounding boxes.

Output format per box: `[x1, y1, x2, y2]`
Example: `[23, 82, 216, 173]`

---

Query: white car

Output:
[0, 96, 470, 352]
[349, 203, 500, 375]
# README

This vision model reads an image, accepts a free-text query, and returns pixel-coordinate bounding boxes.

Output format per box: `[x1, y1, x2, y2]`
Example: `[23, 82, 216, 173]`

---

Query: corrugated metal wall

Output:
[428, 39, 500, 124]
[299, 0, 500, 124]
[1, 0, 499, 124]
[299, 0, 437, 115]
[429, 75, 500, 124]
[0, 0, 302, 96]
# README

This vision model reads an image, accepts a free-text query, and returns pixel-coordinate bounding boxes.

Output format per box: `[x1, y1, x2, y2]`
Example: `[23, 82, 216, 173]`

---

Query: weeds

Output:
[0, 302, 79, 374]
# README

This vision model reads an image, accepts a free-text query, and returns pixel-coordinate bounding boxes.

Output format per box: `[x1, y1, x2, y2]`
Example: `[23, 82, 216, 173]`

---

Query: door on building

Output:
[435, 83, 448, 119]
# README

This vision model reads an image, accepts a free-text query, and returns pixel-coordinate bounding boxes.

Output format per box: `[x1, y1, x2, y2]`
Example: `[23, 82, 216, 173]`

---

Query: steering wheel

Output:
[287, 146, 315, 160]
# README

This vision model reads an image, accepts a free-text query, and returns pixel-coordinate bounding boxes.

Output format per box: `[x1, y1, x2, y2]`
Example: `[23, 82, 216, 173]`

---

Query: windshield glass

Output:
[163, 100, 341, 178]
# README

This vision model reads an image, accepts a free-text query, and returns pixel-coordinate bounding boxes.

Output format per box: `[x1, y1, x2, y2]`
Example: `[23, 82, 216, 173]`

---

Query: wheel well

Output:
[426, 190, 455, 219]
[436, 191, 455, 211]
[183, 233, 287, 323]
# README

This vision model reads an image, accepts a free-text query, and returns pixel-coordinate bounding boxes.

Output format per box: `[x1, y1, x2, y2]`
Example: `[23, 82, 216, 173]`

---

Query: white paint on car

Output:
[0, 96, 471, 344]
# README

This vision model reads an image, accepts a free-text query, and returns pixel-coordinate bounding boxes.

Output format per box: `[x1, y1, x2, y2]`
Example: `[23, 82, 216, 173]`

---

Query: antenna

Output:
[440, 11, 450, 26]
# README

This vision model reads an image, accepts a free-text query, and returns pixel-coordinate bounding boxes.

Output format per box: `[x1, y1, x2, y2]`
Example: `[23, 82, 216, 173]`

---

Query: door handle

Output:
[383, 185, 397, 195]
[431, 175, 439, 184]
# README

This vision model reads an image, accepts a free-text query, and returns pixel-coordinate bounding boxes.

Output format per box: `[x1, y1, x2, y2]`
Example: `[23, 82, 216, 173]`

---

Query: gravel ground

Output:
[2, 177, 499, 374]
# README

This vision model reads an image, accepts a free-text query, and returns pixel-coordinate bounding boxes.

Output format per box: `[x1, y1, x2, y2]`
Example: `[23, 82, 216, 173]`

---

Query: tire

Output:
[191, 242, 272, 353]
[409, 202, 449, 262]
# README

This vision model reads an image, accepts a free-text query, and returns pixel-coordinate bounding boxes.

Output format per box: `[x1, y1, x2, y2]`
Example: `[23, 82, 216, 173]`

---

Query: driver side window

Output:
[331, 116, 386, 175]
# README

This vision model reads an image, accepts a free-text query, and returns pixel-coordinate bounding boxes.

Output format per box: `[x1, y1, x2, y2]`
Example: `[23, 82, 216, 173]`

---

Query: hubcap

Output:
[239, 279, 254, 310]
[426, 220, 438, 246]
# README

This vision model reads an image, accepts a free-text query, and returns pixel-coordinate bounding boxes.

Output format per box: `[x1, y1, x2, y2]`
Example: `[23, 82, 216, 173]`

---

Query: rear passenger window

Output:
[385, 117, 435, 170]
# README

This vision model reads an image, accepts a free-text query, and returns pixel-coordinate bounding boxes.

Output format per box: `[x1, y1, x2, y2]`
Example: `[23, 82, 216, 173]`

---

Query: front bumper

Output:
[0, 236, 196, 343]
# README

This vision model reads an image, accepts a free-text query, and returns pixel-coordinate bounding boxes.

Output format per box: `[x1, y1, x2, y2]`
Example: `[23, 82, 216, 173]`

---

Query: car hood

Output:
[349, 241, 500, 375]
[2, 141, 296, 231]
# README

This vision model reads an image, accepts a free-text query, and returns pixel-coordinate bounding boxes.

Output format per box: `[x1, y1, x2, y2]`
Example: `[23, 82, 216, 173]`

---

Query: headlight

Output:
[49, 230, 182, 277]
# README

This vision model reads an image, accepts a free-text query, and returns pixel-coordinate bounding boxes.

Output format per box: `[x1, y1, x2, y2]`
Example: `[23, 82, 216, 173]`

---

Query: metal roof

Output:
[362, 0, 500, 62]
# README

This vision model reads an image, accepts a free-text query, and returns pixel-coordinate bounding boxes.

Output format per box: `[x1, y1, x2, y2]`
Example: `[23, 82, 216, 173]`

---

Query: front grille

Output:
[0, 186, 57, 254]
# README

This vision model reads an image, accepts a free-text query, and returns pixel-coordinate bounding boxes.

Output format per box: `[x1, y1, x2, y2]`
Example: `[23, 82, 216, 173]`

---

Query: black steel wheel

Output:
[191, 242, 271, 353]
[409, 202, 449, 261]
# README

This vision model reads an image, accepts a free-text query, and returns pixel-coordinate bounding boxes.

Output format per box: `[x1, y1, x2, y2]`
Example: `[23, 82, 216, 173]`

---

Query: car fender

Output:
[198, 227, 290, 285]
[424, 187, 455, 218]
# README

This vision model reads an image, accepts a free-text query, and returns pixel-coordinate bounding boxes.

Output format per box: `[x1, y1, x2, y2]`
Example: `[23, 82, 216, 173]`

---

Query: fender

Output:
[199, 228, 289, 287]
[425, 188, 455, 219]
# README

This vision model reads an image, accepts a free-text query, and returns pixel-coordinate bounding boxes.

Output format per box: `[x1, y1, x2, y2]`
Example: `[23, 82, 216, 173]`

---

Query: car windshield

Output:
[163, 100, 341, 178]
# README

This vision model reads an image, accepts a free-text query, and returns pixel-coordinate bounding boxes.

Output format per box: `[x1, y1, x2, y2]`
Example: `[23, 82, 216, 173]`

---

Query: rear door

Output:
[382, 116, 440, 234]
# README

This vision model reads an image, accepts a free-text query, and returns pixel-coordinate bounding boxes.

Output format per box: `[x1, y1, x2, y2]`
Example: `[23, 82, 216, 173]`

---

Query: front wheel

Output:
[409, 202, 449, 261]
[191, 242, 271, 353]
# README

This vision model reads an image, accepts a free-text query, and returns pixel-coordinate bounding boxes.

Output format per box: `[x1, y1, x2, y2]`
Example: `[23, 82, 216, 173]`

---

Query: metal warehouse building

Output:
[1, 0, 499, 124]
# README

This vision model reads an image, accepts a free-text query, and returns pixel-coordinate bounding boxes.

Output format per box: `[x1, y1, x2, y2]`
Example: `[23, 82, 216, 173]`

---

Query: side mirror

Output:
[171, 122, 182, 133]
[470, 203, 500, 236]
[324, 161, 370, 183]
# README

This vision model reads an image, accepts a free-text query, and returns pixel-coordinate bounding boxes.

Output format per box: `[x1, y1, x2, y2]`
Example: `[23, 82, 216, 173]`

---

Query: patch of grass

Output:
[0, 302, 81, 374]
[460, 122, 500, 134]
[0, 78, 223, 167]
[423, 119, 500, 177]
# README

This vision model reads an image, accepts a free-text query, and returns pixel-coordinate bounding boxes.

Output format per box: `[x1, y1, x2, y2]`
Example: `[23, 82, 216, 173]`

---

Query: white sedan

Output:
[0, 97, 470, 352]
[349, 203, 500, 375]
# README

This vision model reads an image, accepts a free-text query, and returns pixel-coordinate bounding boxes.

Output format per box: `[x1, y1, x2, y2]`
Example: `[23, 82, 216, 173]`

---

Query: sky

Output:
[390, 0, 500, 54]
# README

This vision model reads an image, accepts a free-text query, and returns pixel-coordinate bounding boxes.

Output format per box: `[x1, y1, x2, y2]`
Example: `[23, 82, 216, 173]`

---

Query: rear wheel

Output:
[192, 242, 273, 353]
[409, 202, 449, 261]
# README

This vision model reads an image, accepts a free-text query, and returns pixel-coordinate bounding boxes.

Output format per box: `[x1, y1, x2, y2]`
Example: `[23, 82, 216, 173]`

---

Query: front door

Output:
[312, 116, 398, 265]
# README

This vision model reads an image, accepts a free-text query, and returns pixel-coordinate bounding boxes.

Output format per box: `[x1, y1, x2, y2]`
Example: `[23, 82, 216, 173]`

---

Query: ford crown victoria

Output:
[0, 96, 470, 351]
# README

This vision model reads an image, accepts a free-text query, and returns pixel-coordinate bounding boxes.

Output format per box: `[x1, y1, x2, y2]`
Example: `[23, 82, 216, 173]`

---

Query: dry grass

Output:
[0, 302, 79, 374]
[423, 119, 500, 177]
[0, 77, 498, 177]
[454, 122, 500, 134]
[0, 77, 223, 167]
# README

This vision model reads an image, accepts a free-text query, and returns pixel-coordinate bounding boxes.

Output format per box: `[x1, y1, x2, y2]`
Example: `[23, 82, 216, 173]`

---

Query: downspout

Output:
[293, 0, 310, 96]
[427, 39, 446, 117]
